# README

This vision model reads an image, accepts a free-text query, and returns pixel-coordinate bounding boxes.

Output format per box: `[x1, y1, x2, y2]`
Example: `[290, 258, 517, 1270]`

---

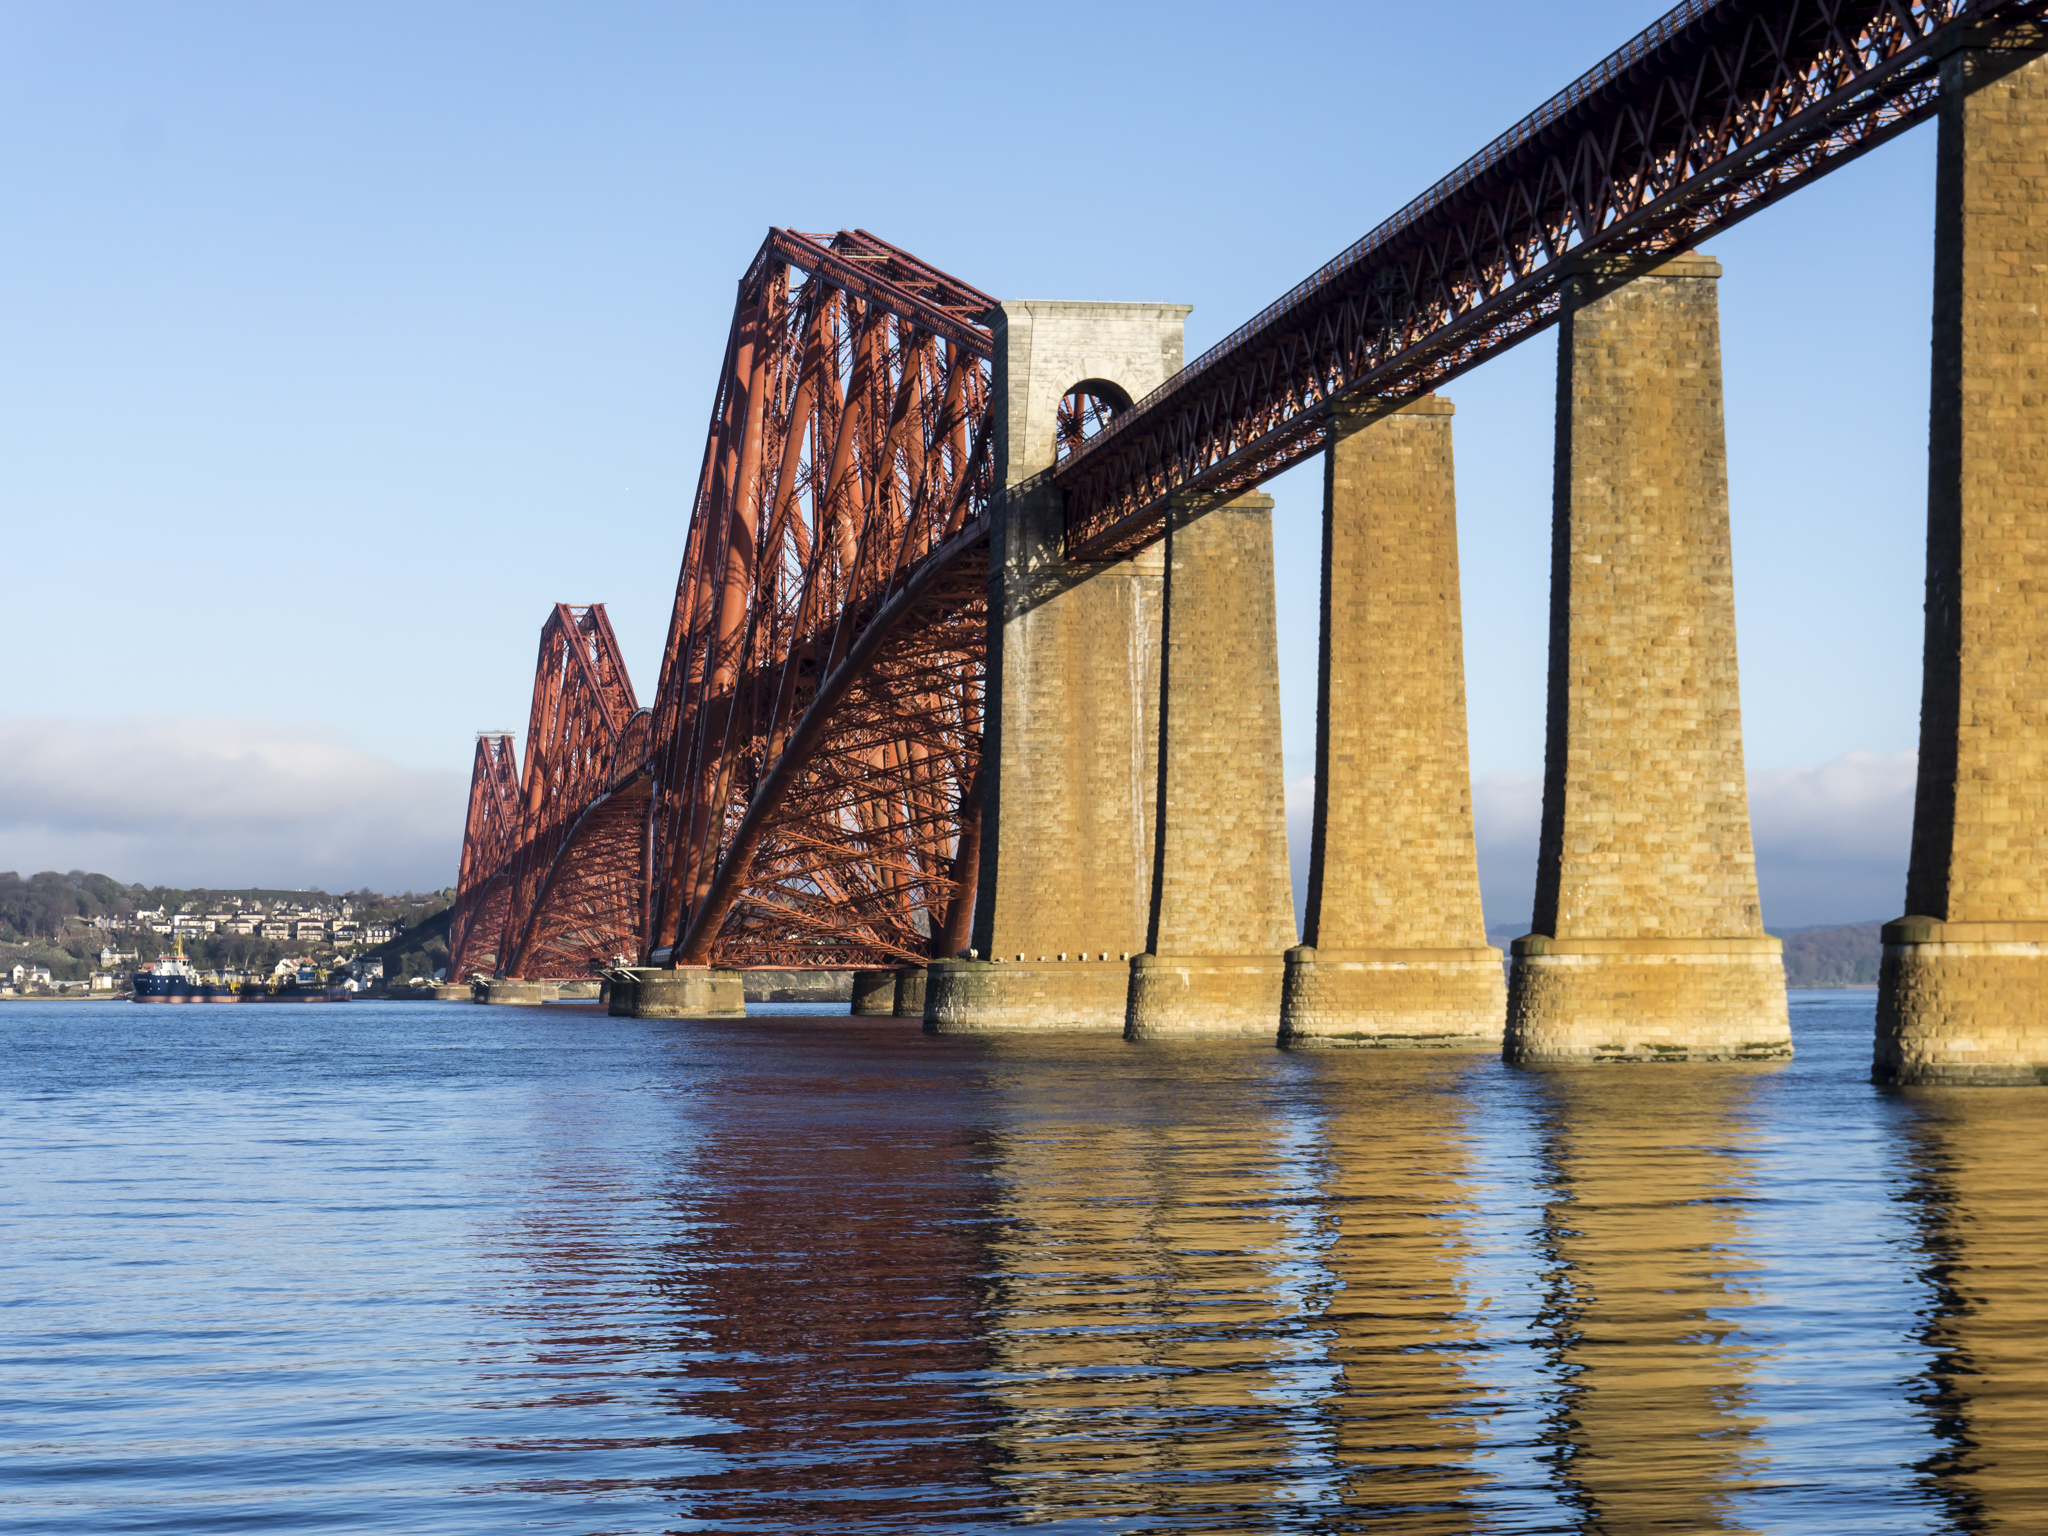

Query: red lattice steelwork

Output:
[449, 231, 999, 977]
[451, 1, 2048, 978]
[645, 229, 997, 970]
[448, 605, 651, 979]
[1057, 0, 2048, 559]
[445, 732, 519, 980]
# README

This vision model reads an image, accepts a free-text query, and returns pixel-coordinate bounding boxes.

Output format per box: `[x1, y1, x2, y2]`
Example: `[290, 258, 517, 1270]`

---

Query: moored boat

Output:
[131, 940, 349, 1004]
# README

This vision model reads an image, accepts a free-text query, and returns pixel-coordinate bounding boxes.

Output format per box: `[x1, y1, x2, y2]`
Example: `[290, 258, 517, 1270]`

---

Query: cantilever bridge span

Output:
[447, 0, 2048, 1055]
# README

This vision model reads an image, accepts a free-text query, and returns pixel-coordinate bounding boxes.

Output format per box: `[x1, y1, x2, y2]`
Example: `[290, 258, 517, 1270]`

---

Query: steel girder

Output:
[453, 0, 2043, 975]
[644, 230, 998, 970]
[1057, 0, 2048, 560]
[465, 603, 650, 979]
[445, 732, 520, 980]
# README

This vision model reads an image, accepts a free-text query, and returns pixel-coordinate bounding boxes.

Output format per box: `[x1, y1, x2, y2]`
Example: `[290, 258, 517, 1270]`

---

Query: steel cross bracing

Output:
[1057, 0, 2048, 560]
[447, 232, 998, 978]
[445, 731, 519, 981]
[643, 230, 998, 970]
[451, 0, 2046, 977]
[447, 604, 651, 980]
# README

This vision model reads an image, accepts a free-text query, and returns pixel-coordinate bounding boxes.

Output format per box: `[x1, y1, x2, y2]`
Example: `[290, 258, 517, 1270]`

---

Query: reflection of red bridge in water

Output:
[447, 3, 2048, 1084]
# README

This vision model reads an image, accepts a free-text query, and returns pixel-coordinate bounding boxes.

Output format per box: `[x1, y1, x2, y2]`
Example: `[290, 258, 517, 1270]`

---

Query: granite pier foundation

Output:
[1125, 491, 1297, 1039]
[632, 968, 745, 1019]
[1879, 42, 2048, 1083]
[929, 300, 1189, 1034]
[1505, 253, 1788, 1065]
[1280, 397, 1502, 1049]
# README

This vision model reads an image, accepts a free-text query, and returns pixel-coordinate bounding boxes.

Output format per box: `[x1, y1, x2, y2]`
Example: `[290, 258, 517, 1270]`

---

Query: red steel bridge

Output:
[446, 0, 2045, 982]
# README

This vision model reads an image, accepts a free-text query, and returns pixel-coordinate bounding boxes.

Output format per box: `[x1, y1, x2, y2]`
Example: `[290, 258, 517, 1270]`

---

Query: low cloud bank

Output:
[1286, 749, 1917, 935]
[1747, 748, 1916, 928]
[0, 714, 465, 892]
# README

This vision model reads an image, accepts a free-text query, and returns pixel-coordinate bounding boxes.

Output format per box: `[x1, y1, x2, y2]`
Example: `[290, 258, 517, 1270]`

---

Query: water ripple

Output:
[2, 994, 2043, 1531]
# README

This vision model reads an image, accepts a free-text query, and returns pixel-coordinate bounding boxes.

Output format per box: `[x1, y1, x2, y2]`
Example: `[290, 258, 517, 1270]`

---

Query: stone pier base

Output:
[893, 967, 927, 1019]
[1875, 920, 2048, 1084]
[851, 970, 898, 1016]
[1125, 954, 1284, 1039]
[1505, 938, 1790, 1064]
[923, 960, 1130, 1033]
[431, 983, 475, 1002]
[632, 968, 745, 1019]
[480, 979, 554, 1006]
[1279, 945, 1504, 1049]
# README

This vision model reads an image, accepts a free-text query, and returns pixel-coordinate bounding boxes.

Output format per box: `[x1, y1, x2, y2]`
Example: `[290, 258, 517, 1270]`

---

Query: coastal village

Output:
[0, 873, 453, 999]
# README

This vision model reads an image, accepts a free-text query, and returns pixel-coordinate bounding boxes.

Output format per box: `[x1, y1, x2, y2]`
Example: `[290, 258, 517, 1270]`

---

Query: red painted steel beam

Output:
[446, 731, 521, 981]
[644, 230, 998, 972]
[1057, 0, 2048, 560]
[475, 603, 651, 980]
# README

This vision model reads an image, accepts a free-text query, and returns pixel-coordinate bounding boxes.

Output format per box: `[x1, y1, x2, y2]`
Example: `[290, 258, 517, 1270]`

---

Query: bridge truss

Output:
[449, 231, 997, 978]
[449, 0, 2048, 978]
[1059, 0, 2048, 558]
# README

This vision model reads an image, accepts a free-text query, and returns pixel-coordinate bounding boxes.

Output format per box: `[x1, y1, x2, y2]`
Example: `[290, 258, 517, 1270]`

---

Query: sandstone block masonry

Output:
[926, 302, 1190, 1033]
[851, 969, 898, 1016]
[1279, 397, 1504, 1050]
[1505, 252, 1789, 1065]
[1126, 492, 1298, 1039]
[1879, 43, 2048, 1085]
[632, 967, 745, 1019]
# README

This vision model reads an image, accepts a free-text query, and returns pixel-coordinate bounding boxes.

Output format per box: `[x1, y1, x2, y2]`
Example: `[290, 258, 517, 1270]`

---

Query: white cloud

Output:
[1474, 771, 1544, 932]
[1748, 748, 1914, 927]
[1285, 750, 1917, 936]
[0, 714, 466, 892]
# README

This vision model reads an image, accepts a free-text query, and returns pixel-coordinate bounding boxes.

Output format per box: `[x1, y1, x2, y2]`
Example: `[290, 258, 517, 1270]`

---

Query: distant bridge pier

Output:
[851, 969, 899, 1016]
[926, 301, 1190, 1033]
[851, 965, 927, 1018]
[1878, 41, 2048, 1085]
[1504, 253, 1790, 1065]
[1279, 398, 1503, 1049]
[1124, 490, 1298, 1038]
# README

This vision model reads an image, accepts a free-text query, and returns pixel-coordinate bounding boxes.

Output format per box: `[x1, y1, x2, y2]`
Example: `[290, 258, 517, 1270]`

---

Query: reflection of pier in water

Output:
[1316, 1054, 1496, 1528]
[1528, 1065, 1776, 1533]
[1899, 1089, 2048, 1531]
[976, 1041, 1320, 1524]
[976, 1045, 1506, 1530]
[477, 1021, 2048, 1532]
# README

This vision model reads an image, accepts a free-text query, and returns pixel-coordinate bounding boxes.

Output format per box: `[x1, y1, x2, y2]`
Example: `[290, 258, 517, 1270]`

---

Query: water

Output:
[3, 992, 2044, 1534]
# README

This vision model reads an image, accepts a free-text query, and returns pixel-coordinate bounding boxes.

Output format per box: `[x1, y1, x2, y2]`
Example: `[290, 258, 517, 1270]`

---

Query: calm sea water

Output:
[3, 992, 2044, 1534]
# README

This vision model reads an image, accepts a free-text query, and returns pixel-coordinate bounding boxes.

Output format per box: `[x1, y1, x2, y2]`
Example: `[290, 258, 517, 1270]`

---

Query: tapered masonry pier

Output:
[925, 301, 1190, 1033]
[1280, 397, 1504, 1049]
[1126, 491, 1298, 1038]
[1878, 41, 2048, 1085]
[1505, 252, 1790, 1065]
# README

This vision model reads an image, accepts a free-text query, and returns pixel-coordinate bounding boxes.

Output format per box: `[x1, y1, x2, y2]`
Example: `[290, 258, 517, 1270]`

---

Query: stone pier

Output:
[893, 966, 927, 1018]
[1126, 491, 1298, 1039]
[926, 301, 1190, 1033]
[633, 967, 745, 1019]
[1505, 252, 1789, 1065]
[1879, 42, 2048, 1085]
[1279, 398, 1504, 1049]
[851, 969, 898, 1016]
[480, 978, 555, 1006]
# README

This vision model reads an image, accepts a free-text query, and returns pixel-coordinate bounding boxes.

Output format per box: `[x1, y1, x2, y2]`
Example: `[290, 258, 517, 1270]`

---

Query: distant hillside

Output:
[1487, 918, 1883, 988]
[353, 906, 453, 981]
[1780, 922, 1883, 988]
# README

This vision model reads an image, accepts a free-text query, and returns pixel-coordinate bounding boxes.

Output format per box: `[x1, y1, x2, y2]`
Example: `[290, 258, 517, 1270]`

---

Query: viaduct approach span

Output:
[446, 0, 2048, 1083]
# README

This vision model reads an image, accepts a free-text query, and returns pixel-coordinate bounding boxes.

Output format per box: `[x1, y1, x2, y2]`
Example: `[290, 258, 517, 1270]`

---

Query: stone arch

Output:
[1055, 378, 1133, 463]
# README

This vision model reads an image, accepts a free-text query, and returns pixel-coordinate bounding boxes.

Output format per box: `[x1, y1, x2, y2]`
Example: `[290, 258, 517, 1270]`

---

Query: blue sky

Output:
[0, 1, 1934, 924]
